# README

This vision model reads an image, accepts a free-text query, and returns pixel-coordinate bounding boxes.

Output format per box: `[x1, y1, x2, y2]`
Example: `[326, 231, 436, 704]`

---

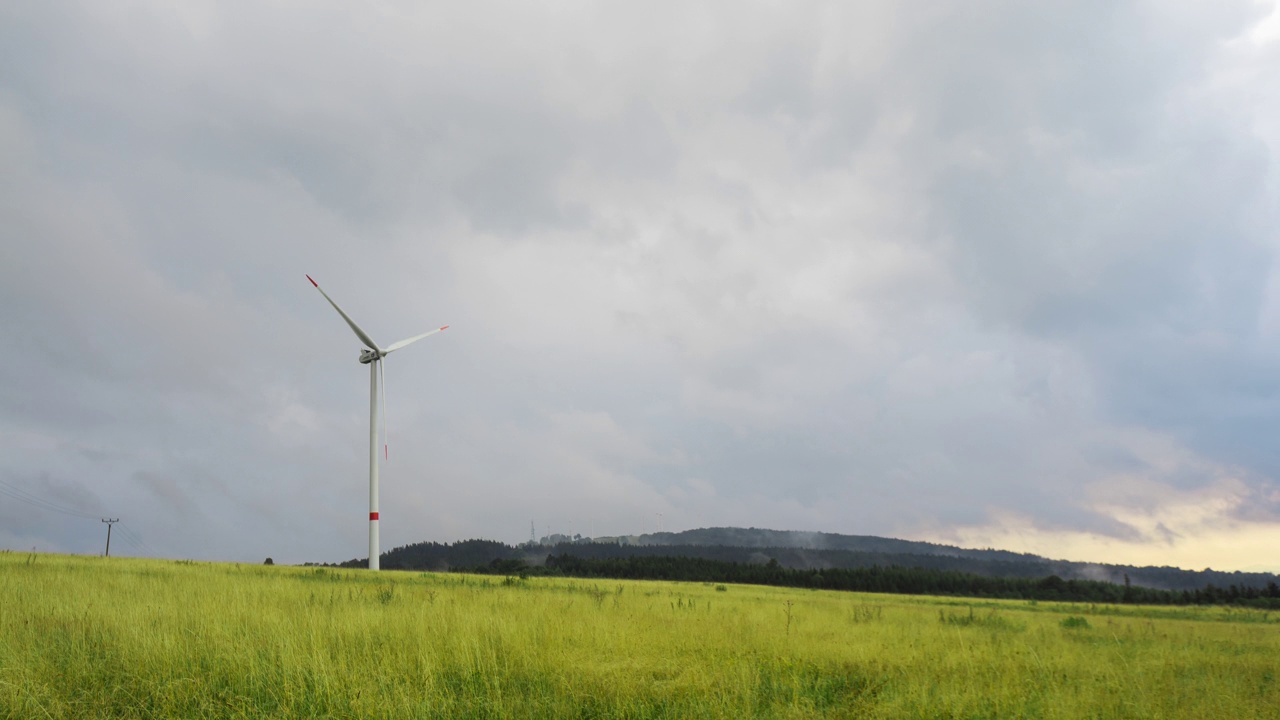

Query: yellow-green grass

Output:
[1, 552, 1277, 718]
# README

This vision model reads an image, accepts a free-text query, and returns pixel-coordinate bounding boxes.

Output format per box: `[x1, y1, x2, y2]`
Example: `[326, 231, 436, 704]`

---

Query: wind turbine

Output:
[307, 274, 447, 570]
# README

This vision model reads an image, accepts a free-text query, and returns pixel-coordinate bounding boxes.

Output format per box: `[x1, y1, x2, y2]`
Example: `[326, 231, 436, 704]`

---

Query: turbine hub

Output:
[358, 349, 379, 364]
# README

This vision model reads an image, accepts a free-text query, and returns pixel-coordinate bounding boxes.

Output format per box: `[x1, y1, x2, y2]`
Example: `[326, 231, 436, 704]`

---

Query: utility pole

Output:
[101, 518, 119, 557]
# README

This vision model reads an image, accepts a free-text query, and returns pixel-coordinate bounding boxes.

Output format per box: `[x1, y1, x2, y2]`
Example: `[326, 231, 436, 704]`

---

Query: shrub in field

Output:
[939, 606, 1023, 631]
[850, 604, 883, 623]
[1061, 615, 1092, 629]
[377, 584, 395, 605]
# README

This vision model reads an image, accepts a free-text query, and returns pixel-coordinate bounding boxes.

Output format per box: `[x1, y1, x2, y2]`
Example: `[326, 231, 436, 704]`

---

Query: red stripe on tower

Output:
[369, 512, 379, 521]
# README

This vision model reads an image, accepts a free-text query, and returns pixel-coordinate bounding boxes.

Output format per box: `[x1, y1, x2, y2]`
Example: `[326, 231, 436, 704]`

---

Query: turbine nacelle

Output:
[358, 348, 382, 364]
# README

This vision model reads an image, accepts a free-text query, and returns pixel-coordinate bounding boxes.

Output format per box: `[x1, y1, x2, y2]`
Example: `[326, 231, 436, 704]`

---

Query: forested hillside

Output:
[321, 526, 1280, 595]
[594, 527, 1280, 591]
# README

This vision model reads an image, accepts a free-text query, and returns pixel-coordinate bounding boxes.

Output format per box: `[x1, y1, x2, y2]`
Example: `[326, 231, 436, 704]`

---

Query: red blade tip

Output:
[306, 275, 318, 287]
[440, 325, 450, 330]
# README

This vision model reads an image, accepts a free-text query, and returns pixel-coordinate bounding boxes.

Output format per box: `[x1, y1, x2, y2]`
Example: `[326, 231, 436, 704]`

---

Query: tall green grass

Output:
[2, 552, 1277, 718]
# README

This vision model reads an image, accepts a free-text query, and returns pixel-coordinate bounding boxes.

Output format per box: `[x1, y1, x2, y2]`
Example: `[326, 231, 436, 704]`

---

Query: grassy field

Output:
[1, 552, 1277, 718]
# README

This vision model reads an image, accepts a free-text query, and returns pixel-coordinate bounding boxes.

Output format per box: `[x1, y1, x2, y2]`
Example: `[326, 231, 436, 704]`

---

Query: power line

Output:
[0, 480, 102, 520]
[114, 524, 145, 548]
[114, 524, 158, 556]
[0, 478, 160, 557]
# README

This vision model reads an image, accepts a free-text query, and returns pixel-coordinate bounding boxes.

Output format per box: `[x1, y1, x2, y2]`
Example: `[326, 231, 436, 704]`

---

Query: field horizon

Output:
[3, 551, 1278, 718]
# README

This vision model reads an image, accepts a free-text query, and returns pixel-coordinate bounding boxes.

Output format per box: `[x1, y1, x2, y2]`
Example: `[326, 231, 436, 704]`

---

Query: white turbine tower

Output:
[308, 275, 448, 570]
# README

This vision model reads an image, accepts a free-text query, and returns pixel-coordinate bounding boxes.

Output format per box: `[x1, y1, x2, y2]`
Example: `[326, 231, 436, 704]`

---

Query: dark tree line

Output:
[601, 528, 1280, 592]
[508, 555, 1280, 607]
[324, 539, 517, 571]
[312, 539, 1280, 607]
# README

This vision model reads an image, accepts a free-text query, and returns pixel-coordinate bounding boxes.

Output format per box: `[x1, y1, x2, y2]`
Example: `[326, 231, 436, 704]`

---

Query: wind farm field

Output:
[2, 553, 1277, 719]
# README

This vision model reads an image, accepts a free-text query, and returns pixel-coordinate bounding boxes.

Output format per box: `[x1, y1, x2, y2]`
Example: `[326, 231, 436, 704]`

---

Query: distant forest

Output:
[319, 536, 1280, 608]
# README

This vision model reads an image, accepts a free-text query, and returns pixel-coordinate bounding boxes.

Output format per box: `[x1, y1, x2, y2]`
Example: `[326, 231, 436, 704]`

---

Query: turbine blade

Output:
[384, 325, 449, 354]
[379, 358, 388, 461]
[306, 275, 382, 352]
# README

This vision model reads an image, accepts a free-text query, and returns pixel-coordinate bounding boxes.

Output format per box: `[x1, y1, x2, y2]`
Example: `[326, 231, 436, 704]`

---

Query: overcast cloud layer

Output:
[2, 1, 1279, 571]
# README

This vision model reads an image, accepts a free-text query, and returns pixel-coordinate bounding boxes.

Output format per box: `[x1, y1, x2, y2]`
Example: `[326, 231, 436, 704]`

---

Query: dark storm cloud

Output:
[1, 1, 1278, 569]
[904, 4, 1280, 490]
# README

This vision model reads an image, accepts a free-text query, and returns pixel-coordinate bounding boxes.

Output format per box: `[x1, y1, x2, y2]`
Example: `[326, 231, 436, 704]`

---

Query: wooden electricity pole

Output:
[101, 518, 119, 557]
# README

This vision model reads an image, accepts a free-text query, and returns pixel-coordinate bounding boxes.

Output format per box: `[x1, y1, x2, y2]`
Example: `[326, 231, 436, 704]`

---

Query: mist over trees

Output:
[528, 555, 1280, 608]
[329, 527, 1280, 592]
[311, 527, 1280, 607]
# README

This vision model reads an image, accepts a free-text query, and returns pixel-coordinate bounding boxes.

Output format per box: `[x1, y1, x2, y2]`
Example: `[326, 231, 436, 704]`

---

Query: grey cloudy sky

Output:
[3, 1, 1279, 571]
